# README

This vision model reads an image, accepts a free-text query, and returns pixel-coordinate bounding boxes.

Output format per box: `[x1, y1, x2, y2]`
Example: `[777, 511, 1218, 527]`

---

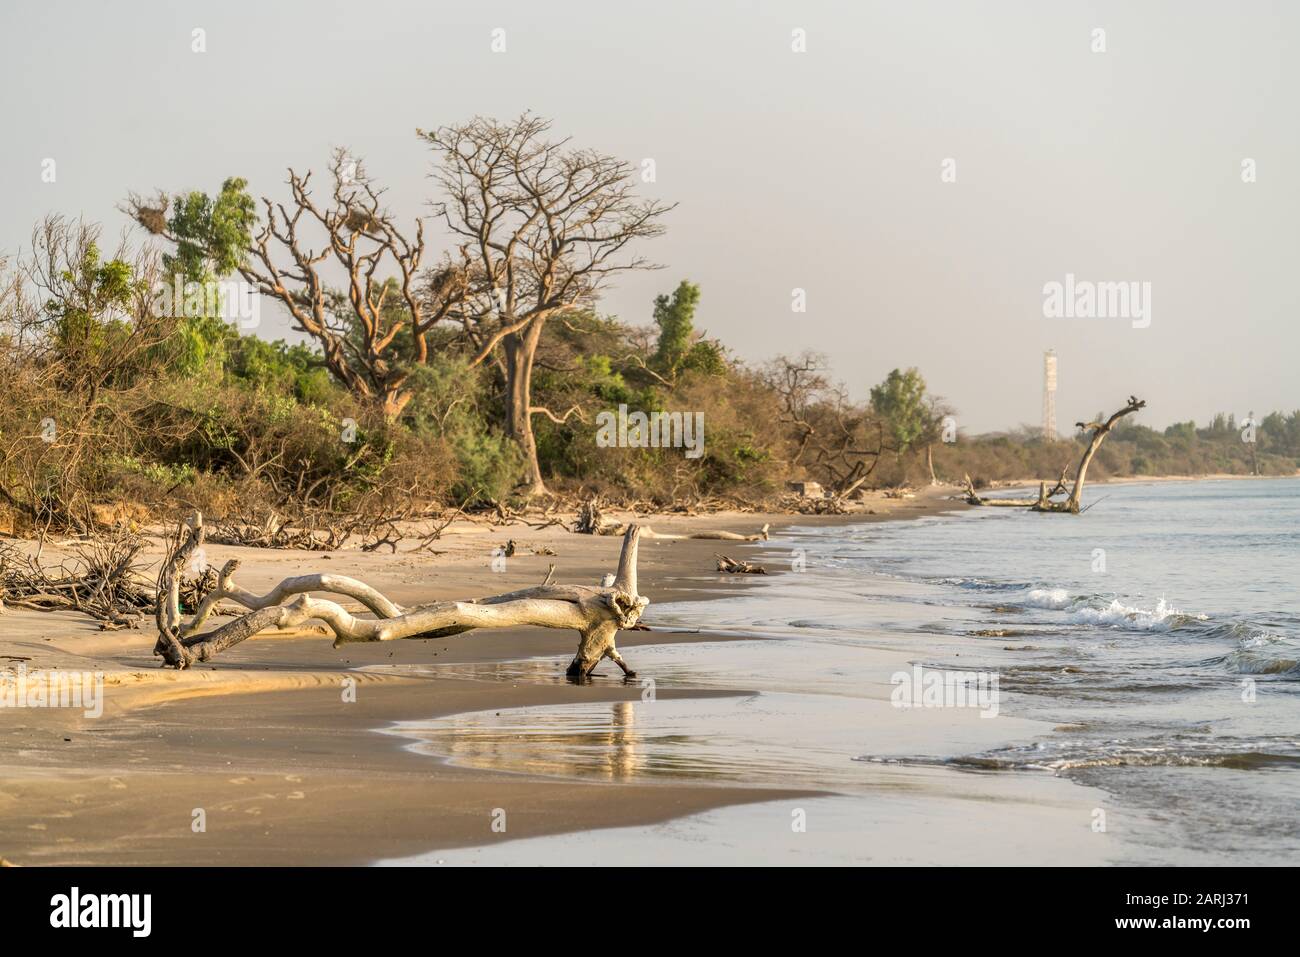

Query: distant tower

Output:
[1042, 350, 1058, 441]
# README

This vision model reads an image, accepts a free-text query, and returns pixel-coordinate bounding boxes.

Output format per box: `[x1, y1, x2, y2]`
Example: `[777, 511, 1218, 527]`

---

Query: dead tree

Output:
[764, 353, 892, 498]
[417, 114, 675, 495]
[128, 150, 428, 417]
[153, 514, 649, 680]
[0, 533, 156, 627]
[963, 396, 1146, 514]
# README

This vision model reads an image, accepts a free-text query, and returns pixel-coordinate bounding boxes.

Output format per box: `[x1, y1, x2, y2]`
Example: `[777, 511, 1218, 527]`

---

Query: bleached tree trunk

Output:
[154, 515, 649, 680]
[962, 397, 1146, 514]
[1061, 396, 1146, 512]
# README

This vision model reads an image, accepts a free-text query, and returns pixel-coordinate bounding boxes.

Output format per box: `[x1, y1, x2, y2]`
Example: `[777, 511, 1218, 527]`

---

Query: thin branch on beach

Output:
[574, 498, 770, 541]
[0, 532, 157, 628]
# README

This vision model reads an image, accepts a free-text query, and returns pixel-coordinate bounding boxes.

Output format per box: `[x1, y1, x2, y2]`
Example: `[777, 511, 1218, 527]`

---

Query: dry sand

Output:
[1, 487, 1109, 866]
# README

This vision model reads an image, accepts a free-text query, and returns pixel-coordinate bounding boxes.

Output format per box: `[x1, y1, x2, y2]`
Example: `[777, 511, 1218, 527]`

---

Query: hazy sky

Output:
[2, 0, 1295, 432]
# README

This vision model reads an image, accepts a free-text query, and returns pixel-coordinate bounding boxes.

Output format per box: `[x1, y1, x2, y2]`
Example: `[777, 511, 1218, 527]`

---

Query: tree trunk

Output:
[154, 516, 650, 680]
[381, 386, 413, 420]
[503, 322, 548, 496]
[1064, 397, 1145, 511]
[962, 397, 1145, 514]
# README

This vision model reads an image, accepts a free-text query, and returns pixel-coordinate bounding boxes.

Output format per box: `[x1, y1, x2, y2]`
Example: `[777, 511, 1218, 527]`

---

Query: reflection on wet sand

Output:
[395, 698, 760, 784]
[384, 693, 950, 793]
[440, 701, 644, 781]
[376, 637, 1045, 793]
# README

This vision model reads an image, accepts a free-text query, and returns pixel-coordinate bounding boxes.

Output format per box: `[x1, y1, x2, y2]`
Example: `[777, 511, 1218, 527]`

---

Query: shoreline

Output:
[367, 491, 1123, 866]
[1, 489, 963, 865]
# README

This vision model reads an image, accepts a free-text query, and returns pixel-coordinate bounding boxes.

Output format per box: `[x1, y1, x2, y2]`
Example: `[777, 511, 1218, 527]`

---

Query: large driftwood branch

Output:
[180, 559, 404, 638]
[154, 515, 648, 680]
[963, 396, 1146, 514]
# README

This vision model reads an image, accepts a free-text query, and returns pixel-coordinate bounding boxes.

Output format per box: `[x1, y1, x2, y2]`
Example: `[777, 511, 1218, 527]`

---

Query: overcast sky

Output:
[2, 0, 1295, 432]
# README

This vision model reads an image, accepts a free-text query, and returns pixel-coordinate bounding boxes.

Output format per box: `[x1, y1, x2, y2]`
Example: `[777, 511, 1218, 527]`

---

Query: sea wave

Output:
[1224, 652, 1300, 676]
[1222, 631, 1300, 676]
[1063, 597, 1207, 630]
[1024, 587, 1073, 610]
[926, 575, 1018, 592]
[857, 745, 1300, 773]
[1019, 587, 1205, 629]
[986, 584, 1299, 676]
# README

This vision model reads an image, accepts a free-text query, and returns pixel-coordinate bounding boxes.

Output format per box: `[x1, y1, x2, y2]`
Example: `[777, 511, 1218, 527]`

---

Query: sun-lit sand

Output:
[2, 487, 1119, 866]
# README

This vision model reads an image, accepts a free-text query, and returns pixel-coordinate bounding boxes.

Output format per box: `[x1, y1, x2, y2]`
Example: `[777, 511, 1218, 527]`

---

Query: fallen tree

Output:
[153, 514, 650, 680]
[962, 396, 1146, 514]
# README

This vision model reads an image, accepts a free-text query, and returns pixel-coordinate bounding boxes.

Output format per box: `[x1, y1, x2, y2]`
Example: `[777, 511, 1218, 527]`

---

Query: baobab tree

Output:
[418, 114, 675, 495]
[128, 117, 673, 488]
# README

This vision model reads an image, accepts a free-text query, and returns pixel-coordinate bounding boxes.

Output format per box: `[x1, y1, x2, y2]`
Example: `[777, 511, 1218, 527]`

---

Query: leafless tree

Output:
[417, 114, 675, 495]
[765, 352, 892, 496]
[763, 352, 831, 467]
[129, 150, 427, 417]
[963, 396, 1147, 513]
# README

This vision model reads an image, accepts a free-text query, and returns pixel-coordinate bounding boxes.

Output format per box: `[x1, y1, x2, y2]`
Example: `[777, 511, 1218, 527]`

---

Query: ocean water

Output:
[380, 478, 1299, 865]
[764, 477, 1300, 862]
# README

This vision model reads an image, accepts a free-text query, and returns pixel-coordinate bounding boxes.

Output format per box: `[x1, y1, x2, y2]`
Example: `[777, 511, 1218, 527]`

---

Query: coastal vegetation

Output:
[2, 115, 1297, 541]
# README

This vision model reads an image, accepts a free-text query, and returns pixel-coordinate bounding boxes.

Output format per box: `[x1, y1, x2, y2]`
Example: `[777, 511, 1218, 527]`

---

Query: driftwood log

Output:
[963, 396, 1146, 514]
[153, 513, 649, 680]
[716, 554, 767, 575]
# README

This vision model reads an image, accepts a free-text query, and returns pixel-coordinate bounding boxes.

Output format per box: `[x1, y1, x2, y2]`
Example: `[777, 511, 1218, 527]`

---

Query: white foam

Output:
[1022, 588, 1205, 630]
[1024, 587, 1072, 609]
[1063, 597, 1204, 630]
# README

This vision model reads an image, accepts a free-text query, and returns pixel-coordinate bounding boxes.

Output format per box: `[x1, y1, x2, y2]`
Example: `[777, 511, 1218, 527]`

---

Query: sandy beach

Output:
[13, 475, 1287, 867]
[1, 490, 927, 863]
[0, 486, 1170, 868]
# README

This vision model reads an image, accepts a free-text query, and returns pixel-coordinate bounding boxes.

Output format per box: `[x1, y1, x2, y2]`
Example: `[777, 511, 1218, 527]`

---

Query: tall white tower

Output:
[1042, 350, 1058, 441]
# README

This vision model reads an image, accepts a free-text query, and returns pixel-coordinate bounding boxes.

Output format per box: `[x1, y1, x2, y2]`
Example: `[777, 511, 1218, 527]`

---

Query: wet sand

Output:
[1, 504, 848, 864]
[0, 487, 1111, 866]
